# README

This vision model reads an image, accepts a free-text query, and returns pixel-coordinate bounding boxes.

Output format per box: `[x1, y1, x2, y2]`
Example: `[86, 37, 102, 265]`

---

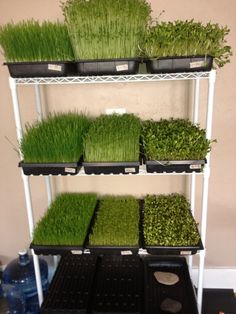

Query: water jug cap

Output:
[18, 250, 28, 256]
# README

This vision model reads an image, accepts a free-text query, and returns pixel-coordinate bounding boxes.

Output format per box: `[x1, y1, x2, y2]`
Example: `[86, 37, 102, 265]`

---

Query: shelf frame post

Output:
[9, 77, 44, 306]
[197, 70, 216, 313]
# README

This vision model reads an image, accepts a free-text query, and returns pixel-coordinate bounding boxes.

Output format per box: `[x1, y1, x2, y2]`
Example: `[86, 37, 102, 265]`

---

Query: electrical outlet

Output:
[105, 108, 126, 115]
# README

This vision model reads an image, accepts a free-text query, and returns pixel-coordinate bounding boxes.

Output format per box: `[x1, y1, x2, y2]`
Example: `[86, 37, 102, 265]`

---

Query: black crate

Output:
[145, 159, 206, 173]
[19, 161, 80, 176]
[145, 55, 213, 74]
[91, 256, 143, 314]
[4, 61, 76, 78]
[75, 58, 140, 76]
[40, 255, 97, 314]
[83, 161, 140, 175]
[143, 256, 198, 314]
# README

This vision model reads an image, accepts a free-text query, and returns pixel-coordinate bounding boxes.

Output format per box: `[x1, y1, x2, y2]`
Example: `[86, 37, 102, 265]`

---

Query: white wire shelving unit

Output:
[8, 70, 216, 314]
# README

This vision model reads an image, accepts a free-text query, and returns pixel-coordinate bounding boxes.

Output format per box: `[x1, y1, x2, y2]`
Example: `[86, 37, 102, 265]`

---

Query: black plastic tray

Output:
[31, 201, 98, 255]
[143, 256, 198, 314]
[91, 255, 143, 314]
[30, 244, 84, 256]
[75, 58, 140, 76]
[85, 200, 142, 255]
[83, 161, 140, 175]
[19, 161, 80, 176]
[4, 61, 76, 78]
[145, 159, 206, 173]
[142, 202, 203, 255]
[40, 255, 97, 314]
[145, 55, 213, 74]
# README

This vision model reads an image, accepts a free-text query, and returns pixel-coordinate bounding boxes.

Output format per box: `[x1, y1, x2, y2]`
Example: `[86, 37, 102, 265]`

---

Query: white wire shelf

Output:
[13, 71, 212, 85]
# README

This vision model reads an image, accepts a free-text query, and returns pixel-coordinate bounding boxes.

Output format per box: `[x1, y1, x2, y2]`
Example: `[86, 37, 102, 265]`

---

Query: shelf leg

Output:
[197, 70, 216, 313]
[9, 78, 44, 306]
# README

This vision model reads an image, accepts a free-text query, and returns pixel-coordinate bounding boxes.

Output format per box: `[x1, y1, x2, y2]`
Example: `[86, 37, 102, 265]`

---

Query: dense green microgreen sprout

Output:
[142, 20, 232, 68]
[33, 193, 97, 245]
[84, 114, 141, 162]
[0, 20, 74, 62]
[143, 194, 200, 246]
[20, 112, 91, 163]
[89, 196, 140, 246]
[141, 118, 213, 161]
[62, 0, 151, 59]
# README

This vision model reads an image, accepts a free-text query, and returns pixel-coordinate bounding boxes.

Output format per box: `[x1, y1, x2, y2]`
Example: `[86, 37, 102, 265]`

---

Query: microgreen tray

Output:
[145, 55, 213, 74]
[143, 256, 198, 314]
[141, 198, 204, 255]
[4, 61, 76, 78]
[145, 159, 206, 173]
[19, 161, 81, 176]
[75, 58, 140, 76]
[85, 200, 142, 255]
[40, 255, 97, 314]
[83, 161, 140, 175]
[91, 255, 143, 314]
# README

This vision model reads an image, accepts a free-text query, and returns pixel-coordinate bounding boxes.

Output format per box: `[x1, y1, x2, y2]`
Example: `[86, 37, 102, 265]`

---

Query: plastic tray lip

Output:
[83, 161, 140, 167]
[4, 60, 74, 65]
[75, 57, 141, 63]
[143, 54, 213, 62]
[19, 160, 79, 168]
[145, 159, 206, 165]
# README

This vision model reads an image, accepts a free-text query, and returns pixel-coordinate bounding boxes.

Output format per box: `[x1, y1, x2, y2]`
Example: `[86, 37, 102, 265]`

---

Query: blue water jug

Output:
[1, 282, 26, 314]
[3, 250, 48, 314]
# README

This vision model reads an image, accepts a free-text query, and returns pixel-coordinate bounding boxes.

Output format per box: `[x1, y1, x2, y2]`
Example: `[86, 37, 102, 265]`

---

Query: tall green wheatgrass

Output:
[84, 114, 141, 162]
[33, 193, 97, 245]
[62, 0, 151, 59]
[0, 20, 74, 62]
[21, 112, 91, 163]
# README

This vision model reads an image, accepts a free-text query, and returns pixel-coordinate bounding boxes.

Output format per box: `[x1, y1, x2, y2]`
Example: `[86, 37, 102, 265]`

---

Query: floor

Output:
[202, 289, 236, 314]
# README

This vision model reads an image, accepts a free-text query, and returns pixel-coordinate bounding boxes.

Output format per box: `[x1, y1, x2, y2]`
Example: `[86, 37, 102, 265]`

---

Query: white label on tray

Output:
[116, 64, 129, 71]
[190, 61, 205, 68]
[180, 251, 192, 255]
[125, 167, 136, 173]
[65, 167, 76, 173]
[48, 64, 62, 71]
[190, 164, 202, 170]
[121, 250, 132, 255]
[71, 250, 83, 255]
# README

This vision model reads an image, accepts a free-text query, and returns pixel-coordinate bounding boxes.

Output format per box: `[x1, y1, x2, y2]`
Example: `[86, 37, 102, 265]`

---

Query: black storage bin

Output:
[145, 159, 206, 173]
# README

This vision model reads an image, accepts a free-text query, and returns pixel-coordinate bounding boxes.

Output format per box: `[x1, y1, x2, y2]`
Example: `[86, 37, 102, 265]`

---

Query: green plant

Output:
[20, 112, 91, 163]
[89, 196, 139, 246]
[141, 118, 213, 161]
[84, 114, 141, 162]
[62, 0, 151, 59]
[142, 20, 232, 68]
[0, 20, 74, 62]
[143, 194, 200, 246]
[33, 193, 97, 245]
